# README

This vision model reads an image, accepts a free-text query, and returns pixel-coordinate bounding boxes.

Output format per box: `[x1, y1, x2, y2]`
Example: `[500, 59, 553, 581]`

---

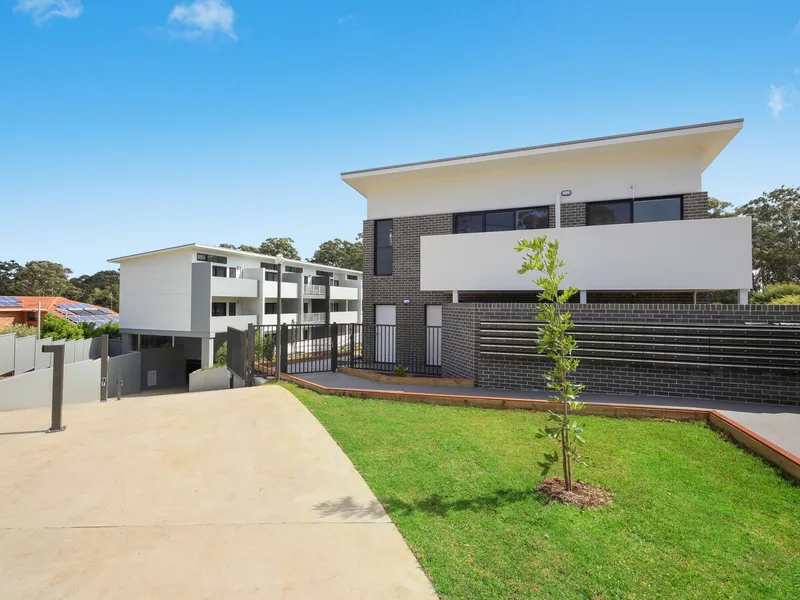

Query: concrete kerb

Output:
[282, 373, 800, 481]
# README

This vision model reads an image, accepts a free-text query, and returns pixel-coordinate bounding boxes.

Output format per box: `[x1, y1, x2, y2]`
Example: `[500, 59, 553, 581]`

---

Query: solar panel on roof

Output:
[0, 296, 23, 306]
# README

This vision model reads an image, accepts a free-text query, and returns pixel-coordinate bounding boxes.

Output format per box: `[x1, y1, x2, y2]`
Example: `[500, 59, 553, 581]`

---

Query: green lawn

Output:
[285, 383, 800, 600]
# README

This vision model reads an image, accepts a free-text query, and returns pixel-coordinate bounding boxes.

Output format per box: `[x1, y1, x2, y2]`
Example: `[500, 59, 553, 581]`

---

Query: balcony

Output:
[303, 284, 326, 297]
[330, 311, 359, 324]
[302, 312, 325, 323]
[420, 217, 753, 292]
[264, 280, 299, 299]
[263, 313, 298, 326]
[211, 314, 258, 333]
[330, 286, 359, 300]
[210, 276, 258, 298]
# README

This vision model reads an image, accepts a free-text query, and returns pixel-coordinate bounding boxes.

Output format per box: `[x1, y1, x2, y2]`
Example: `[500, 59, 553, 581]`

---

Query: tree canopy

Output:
[220, 238, 300, 260]
[308, 234, 363, 271]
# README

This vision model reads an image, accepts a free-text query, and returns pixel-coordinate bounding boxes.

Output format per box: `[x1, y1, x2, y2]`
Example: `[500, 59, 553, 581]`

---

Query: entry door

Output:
[375, 305, 396, 363]
[426, 305, 442, 366]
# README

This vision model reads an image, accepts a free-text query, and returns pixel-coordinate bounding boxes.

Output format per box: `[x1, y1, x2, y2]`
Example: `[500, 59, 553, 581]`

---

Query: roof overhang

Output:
[341, 119, 743, 197]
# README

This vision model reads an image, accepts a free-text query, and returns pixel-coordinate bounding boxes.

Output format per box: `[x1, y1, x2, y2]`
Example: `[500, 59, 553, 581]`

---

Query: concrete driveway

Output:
[0, 386, 436, 599]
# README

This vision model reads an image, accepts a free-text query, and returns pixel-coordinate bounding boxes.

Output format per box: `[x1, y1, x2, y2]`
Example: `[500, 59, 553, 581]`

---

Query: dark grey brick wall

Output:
[442, 303, 476, 379]
[560, 202, 586, 227]
[363, 215, 453, 365]
[443, 303, 800, 405]
[683, 192, 709, 220]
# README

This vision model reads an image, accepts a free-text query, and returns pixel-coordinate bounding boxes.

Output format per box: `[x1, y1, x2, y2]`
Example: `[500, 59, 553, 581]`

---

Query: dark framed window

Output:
[198, 253, 227, 264]
[316, 270, 333, 277]
[211, 302, 227, 317]
[228, 267, 237, 278]
[375, 219, 393, 276]
[485, 211, 515, 232]
[265, 271, 278, 282]
[346, 274, 358, 281]
[261, 262, 278, 271]
[264, 303, 277, 315]
[212, 266, 227, 277]
[228, 302, 237, 316]
[633, 197, 682, 223]
[586, 196, 682, 226]
[285, 265, 302, 273]
[331, 302, 340, 312]
[454, 206, 551, 234]
[331, 279, 340, 287]
[516, 207, 550, 230]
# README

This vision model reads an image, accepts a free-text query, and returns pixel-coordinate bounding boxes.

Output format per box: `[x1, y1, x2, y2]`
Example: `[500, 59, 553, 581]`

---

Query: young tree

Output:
[12, 261, 75, 297]
[41, 312, 83, 340]
[516, 236, 585, 491]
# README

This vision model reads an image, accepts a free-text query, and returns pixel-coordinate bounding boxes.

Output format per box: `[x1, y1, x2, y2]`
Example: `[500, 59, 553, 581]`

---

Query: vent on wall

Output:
[147, 370, 157, 387]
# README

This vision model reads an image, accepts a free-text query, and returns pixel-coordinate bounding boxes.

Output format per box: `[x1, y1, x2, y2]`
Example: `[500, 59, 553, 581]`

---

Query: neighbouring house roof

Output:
[0, 297, 118, 318]
[340, 119, 744, 192]
[107, 244, 363, 275]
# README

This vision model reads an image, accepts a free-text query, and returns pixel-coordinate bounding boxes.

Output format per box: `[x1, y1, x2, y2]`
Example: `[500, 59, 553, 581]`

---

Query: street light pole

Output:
[275, 253, 283, 381]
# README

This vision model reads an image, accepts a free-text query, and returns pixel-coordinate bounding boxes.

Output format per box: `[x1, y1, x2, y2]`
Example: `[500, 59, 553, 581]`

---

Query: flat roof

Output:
[108, 243, 362, 275]
[341, 119, 744, 179]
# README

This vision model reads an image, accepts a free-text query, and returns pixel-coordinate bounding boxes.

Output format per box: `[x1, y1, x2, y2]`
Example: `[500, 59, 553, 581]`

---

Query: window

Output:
[346, 274, 358, 281]
[331, 302, 340, 312]
[27, 312, 37, 321]
[228, 302, 237, 316]
[264, 303, 277, 315]
[212, 266, 227, 277]
[633, 197, 681, 223]
[285, 265, 302, 273]
[261, 262, 278, 271]
[454, 206, 551, 234]
[516, 207, 550, 230]
[228, 267, 237, 278]
[485, 211, 515, 232]
[375, 219, 393, 276]
[265, 271, 278, 282]
[211, 302, 227, 317]
[331, 279, 340, 287]
[587, 197, 682, 226]
[198, 253, 227, 264]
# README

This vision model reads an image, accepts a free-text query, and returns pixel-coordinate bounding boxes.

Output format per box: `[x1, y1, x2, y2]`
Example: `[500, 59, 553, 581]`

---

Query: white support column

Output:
[579, 290, 587, 304]
[452, 290, 459, 303]
[555, 194, 562, 229]
[738, 289, 749, 305]
[201, 337, 214, 368]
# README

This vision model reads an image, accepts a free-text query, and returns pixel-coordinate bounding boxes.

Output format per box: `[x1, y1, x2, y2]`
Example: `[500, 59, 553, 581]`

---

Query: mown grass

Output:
[285, 383, 800, 600]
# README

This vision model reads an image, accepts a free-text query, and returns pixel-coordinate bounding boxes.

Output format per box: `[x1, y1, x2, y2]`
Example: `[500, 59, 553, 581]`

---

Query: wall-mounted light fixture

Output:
[561, 190, 572, 197]
[403, 299, 411, 304]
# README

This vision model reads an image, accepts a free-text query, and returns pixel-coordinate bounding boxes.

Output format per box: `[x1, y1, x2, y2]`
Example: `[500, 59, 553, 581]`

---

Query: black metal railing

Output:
[350, 324, 442, 375]
[479, 321, 800, 372]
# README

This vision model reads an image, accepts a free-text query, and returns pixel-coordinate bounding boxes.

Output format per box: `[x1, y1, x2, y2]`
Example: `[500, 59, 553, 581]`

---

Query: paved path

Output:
[300, 372, 800, 457]
[0, 386, 436, 600]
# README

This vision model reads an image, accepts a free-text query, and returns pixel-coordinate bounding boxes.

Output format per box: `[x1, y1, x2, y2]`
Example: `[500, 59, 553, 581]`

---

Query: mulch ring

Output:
[537, 477, 613, 508]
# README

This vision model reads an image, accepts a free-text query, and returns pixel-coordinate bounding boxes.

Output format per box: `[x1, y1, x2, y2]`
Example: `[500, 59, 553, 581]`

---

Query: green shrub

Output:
[393, 363, 408, 376]
[253, 332, 275, 360]
[770, 294, 800, 305]
[79, 321, 121, 339]
[41, 312, 83, 340]
[215, 342, 227, 366]
[751, 282, 800, 304]
[0, 323, 38, 337]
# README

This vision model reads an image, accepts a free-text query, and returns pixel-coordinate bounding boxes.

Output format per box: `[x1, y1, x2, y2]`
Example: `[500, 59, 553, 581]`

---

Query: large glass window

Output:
[455, 213, 484, 233]
[516, 207, 550, 230]
[587, 201, 632, 226]
[633, 197, 681, 223]
[228, 302, 237, 316]
[264, 303, 277, 315]
[485, 211, 515, 232]
[212, 266, 227, 277]
[211, 302, 227, 317]
[375, 219, 393, 276]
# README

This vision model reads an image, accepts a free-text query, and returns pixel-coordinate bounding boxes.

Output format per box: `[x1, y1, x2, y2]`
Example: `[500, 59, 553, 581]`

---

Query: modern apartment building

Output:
[109, 244, 362, 369]
[342, 119, 752, 336]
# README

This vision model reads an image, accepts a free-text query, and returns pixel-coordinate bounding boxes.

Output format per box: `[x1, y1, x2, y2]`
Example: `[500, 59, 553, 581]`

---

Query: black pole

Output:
[100, 334, 109, 402]
[330, 323, 338, 372]
[43, 344, 66, 433]
[276, 269, 282, 381]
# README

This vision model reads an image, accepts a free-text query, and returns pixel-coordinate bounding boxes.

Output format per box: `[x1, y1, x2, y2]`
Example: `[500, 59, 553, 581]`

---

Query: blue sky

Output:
[1, 0, 798, 276]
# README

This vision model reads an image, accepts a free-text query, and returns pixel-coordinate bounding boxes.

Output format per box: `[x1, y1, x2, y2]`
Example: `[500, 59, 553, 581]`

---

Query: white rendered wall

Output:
[420, 217, 752, 292]
[364, 148, 702, 220]
[119, 249, 193, 331]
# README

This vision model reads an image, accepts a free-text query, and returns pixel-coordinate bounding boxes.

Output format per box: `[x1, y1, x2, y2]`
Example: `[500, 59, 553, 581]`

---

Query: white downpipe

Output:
[452, 290, 459, 303]
[555, 192, 561, 229]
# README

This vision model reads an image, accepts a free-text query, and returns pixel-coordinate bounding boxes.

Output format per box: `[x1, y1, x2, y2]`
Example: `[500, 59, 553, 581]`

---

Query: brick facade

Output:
[560, 202, 586, 227]
[442, 303, 800, 405]
[682, 192, 710, 220]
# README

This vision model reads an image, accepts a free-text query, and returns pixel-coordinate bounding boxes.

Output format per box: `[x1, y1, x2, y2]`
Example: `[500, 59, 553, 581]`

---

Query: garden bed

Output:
[286, 383, 800, 600]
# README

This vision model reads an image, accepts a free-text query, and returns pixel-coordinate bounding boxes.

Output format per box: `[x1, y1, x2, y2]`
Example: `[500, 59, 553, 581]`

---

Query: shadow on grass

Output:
[314, 488, 543, 520]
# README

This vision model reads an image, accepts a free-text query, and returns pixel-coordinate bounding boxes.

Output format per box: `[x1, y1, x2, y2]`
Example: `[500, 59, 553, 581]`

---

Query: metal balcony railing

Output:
[304, 284, 325, 296]
[302, 312, 325, 323]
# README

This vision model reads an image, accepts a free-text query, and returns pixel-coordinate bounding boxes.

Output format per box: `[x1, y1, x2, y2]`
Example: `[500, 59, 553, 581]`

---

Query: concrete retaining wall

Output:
[0, 359, 102, 411]
[189, 367, 231, 392]
[108, 352, 142, 396]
